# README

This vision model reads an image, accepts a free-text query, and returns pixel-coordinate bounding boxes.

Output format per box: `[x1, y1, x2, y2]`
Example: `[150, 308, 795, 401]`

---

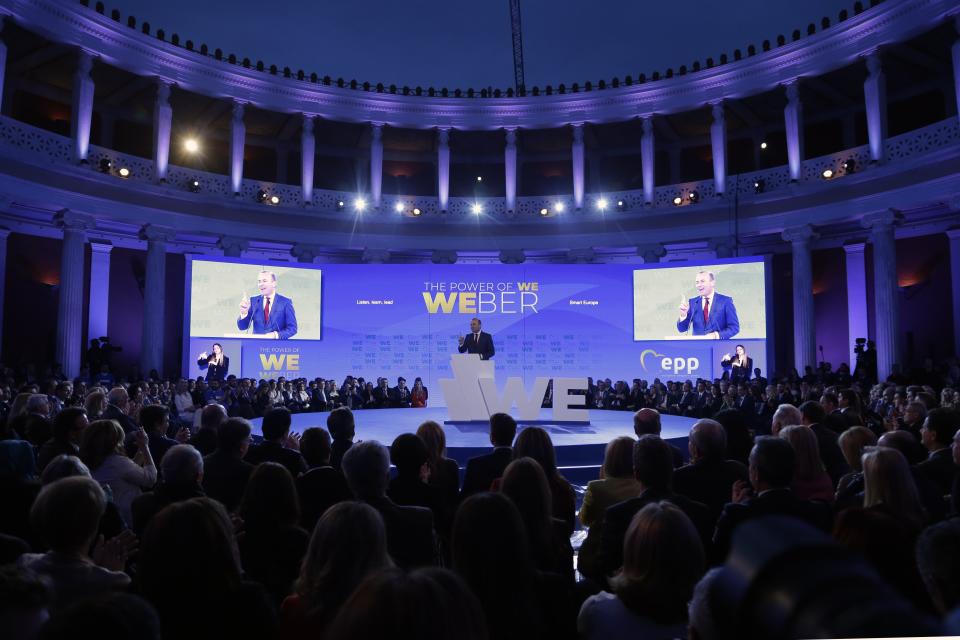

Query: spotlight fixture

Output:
[760, 141, 768, 150]
[553, 202, 565, 213]
[183, 138, 200, 153]
[688, 191, 699, 203]
[411, 207, 422, 216]
[336, 200, 345, 210]
[117, 167, 130, 178]
[822, 169, 834, 179]
[476, 176, 483, 182]
[269, 195, 280, 205]
[753, 179, 765, 194]
[672, 196, 683, 206]
[188, 178, 201, 193]
[539, 207, 549, 216]
[842, 158, 856, 174]
[394, 202, 405, 213]
[616, 200, 625, 211]
[256, 189, 268, 202]
[596, 198, 609, 211]
[353, 197, 367, 212]
[471, 203, 483, 215]
[98, 158, 112, 173]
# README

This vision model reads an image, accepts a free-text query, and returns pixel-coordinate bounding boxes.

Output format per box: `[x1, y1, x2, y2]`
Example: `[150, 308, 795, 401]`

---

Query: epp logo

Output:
[640, 349, 700, 375]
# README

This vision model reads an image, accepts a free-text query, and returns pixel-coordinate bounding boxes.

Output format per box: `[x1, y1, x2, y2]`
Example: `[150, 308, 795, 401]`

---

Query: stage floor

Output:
[251, 408, 695, 473]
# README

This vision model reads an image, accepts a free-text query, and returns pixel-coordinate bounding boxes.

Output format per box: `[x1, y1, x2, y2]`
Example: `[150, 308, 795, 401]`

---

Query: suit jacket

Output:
[364, 495, 437, 569]
[712, 488, 833, 563]
[677, 292, 740, 339]
[458, 331, 495, 360]
[809, 422, 849, 485]
[461, 447, 512, 498]
[237, 293, 298, 339]
[296, 466, 353, 532]
[917, 448, 957, 496]
[102, 404, 138, 434]
[202, 451, 255, 512]
[673, 458, 750, 520]
[197, 356, 230, 381]
[372, 386, 392, 408]
[600, 489, 712, 576]
[244, 441, 308, 478]
[390, 385, 412, 408]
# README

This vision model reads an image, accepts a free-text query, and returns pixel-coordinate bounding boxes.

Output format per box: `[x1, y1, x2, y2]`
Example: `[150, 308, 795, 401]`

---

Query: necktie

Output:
[264, 297, 271, 325]
[703, 298, 710, 325]
[474, 333, 478, 343]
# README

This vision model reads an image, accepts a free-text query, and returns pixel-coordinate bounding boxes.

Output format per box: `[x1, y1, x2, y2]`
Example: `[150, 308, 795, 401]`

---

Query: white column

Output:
[0, 17, 8, 109]
[55, 211, 92, 379]
[863, 211, 901, 380]
[843, 242, 868, 368]
[139, 225, 175, 377]
[504, 128, 518, 212]
[710, 102, 727, 195]
[783, 225, 817, 375]
[153, 79, 173, 183]
[864, 52, 887, 164]
[437, 127, 450, 211]
[71, 50, 95, 163]
[370, 123, 383, 209]
[947, 229, 960, 360]
[230, 101, 245, 195]
[87, 241, 112, 344]
[952, 16, 960, 120]
[641, 116, 655, 205]
[301, 114, 315, 205]
[571, 123, 585, 209]
[784, 80, 804, 182]
[0, 228, 9, 357]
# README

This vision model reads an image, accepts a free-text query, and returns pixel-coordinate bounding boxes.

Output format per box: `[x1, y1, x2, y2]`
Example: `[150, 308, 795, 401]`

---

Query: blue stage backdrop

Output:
[184, 257, 770, 396]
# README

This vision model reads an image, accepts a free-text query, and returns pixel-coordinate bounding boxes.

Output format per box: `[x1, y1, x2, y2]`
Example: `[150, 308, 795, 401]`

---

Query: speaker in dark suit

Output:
[457, 317, 495, 360]
[676, 271, 740, 339]
[236, 270, 298, 339]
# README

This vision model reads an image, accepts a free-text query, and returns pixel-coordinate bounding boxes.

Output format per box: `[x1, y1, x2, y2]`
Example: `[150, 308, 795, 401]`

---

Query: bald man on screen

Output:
[237, 270, 298, 339]
[676, 270, 740, 340]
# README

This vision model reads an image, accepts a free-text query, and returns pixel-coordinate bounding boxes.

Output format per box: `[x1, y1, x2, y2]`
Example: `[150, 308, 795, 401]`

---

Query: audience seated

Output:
[416, 420, 461, 523]
[917, 407, 959, 495]
[326, 407, 355, 471]
[579, 502, 705, 640]
[139, 404, 180, 467]
[279, 502, 393, 640]
[295, 427, 352, 532]
[673, 419, 749, 520]
[36, 407, 87, 472]
[916, 518, 960, 616]
[687, 567, 724, 640]
[131, 444, 205, 537]
[779, 425, 834, 502]
[770, 403, 801, 436]
[507, 426, 577, 534]
[711, 408, 754, 465]
[101, 388, 137, 434]
[80, 420, 156, 526]
[341, 440, 437, 568]
[0, 565, 51, 640]
[835, 426, 877, 505]
[388, 433, 446, 530]
[201, 417, 254, 512]
[862, 446, 925, 530]
[461, 412, 516, 498]
[244, 408, 307, 478]
[798, 401, 850, 484]
[633, 409, 684, 467]
[577, 437, 640, 582]
[38, 593, 161, 640]
[0, 439, 41, 544]
[189, 404, 228, 457]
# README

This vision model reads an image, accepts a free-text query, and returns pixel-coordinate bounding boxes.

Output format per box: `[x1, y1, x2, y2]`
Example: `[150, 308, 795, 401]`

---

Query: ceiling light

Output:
[673, 196, 682, 206]
[394, 202, 405, 213]
[412, 207, 422, 216]
[188, 178, 201, 192]
[471, 203, 483, 215]
[269, 195, 280, 205]
[184, 138, 200, 153]
[117, 167, 130, 178]
[760, 141, 768, 150]
[596, 198, 608, 211]
[539, 207, 549, 216]
[553, 202, 565, 213]
[822, 169, 834, 179]
[354, 197, 367, 212]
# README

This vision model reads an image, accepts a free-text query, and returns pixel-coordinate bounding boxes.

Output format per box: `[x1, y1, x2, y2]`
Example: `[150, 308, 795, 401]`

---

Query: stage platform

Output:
[251, 408, 695, 485]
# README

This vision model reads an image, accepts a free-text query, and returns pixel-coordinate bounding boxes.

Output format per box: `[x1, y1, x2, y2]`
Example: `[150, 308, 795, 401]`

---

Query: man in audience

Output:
[202, 417, 255, 512]
[245, 407, 307, 477]
[140, 404, 184, 466]
[461, 412, 516, 497]
[341, 440, 437, 568]
[131, 444, 205, 536]
[917, 407, 959, 495]
[633, 408, 684, 467]
[327, 407, 356, 470]
[712, 436, 833, 563]
[673, 419, 749, 519]
[899, 401, 927, 440]
[916, 518, 960, 615]
[37, 407, 88, 472]
[391, 377, 411, 408]
[102, 387, 138, 434]
[0, 565, 51, 640]
[771, 403, 802, 436]
[798, 401, 848, 484]
[190, 403, 228, 456]
[22, 394, 53, 446]
[820, 392, 849, 433]
[600, 434, 711, 576]
[296, 427, 352, 531]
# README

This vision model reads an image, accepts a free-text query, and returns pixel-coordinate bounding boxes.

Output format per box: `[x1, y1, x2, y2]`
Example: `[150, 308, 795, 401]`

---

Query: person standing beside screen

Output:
[237, 270, 298, 339]
[197, 343, 229, 382]
[721, 344, 752, 383]
[457, 317, 495, 360]
[677, 270, 740, 339]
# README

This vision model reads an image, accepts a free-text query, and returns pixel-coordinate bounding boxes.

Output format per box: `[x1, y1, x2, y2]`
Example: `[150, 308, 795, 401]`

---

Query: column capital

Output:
[865, 50, 883, 75]
[155, 77, 172, 103]
[370, 122, 384, 140]
[54, 210, 95, 231]
[504, 127, 517, 146]
[499, 249, 526, 264]
[861, 209, 901, 231]
[641, 116, 654, 134]
[842, 241, 867, 254]
[139, 224, 176, 243]
[75, 48, 94, 76]
[301, 114, 315, 133]
[437, 127, 450, 145]
[784, 79, 801, 103]
[711, 101, 725, 122]
[571, 123, 584, 143]
[291, 243, 321, 263]
[636, 243, 666, 263]
[566, 247, 595, 264]
[217, 236, 249, 256]
[89, 240, 113, 254]
[709, 237, 737, 258]
[431, 250, 458, 264]
[361, 248, 390, 264]
[781, 224, 817, 244]
[231, 100, 245, 121]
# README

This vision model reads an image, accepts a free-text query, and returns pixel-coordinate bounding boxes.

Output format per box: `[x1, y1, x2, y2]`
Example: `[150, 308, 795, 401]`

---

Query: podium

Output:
[221, 332, 273, 339]
[665, 334, 715, 340]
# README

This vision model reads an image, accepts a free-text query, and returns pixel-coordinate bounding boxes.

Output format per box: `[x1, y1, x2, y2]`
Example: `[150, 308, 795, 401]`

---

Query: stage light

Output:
[760, 141, 768, 150]
[183, 138, 200, 153]
[256, 189, 268, 202]
[471, 203, 483, 215]
[336, 200, 345, 210]
[553, 202, 565, 213]
[688, 191, 699, 202]
[539, 207, 549, 216]
[117, 167, 130, 178]
[672, 196, 682, 206]
[596, 198, 609, 211]
[98, 158, 112, 173]
[269, 195, 280, 205]
[753, 179, 765, 193]
[188, 178, 201, 192]
[353, 197, 367, 212]
[394, 202, 405, 213]
[412, 207, 422, 216]
[822, 169, 834, 179]
[842, 158, 856, 174]
[476, 176, 483, 182]
[616, 200, 625, 211]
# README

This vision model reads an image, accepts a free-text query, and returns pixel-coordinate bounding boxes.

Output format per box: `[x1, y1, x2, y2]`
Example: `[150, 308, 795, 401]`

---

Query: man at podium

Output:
[458, 317, 495, 360]
[676, 270, 740, 339]
[237, 270, 298, 339]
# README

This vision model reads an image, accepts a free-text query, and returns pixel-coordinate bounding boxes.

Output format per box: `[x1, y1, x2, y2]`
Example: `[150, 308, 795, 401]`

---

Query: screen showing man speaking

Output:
[632, 261, 766, 341]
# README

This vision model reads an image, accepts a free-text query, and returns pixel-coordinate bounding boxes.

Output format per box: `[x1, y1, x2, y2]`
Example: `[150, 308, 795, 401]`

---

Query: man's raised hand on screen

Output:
[239, 292, 251, 317]
[678, 294, 690, 320]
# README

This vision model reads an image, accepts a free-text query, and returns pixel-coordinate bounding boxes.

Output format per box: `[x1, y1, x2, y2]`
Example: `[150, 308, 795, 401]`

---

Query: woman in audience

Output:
[578, 501, 705, 640]
[411, 378, 428, 408]
[388, 433, 445, 528]
[3, 392, 33, 439]
[577, 436, 640, 582]
[238, 461, 310, 605]
[280, 502, 393, 640]
[509, 426, 576, 534]
[138, 497, 276, 640]
[835, 426, 877, 504]
[779, 425, 834, 502]
[84, 390, 106, 422]
[500, 457, 574, 582]
[80, 419, 156, 527]
[862, 446, 925, 529]
[326, 567, 487, 640]
[416, 420, 460, 513]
